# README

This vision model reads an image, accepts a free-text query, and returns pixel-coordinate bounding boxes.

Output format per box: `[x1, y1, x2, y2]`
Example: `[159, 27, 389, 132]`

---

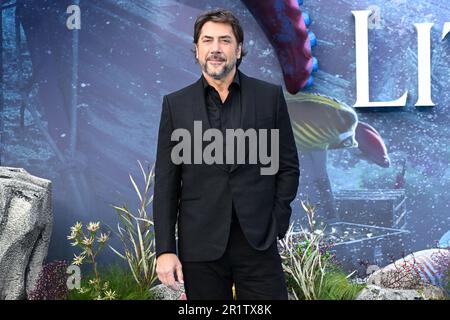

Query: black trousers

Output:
[181, 220, 288, 300]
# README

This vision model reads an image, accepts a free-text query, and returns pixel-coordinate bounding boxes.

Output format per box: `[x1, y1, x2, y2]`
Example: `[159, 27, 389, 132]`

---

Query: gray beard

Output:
[202, 59, 236, 80]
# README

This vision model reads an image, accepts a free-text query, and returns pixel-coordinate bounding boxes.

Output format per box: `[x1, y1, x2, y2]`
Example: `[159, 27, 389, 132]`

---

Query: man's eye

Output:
[203, 39, 211, 43]
[222, 39, 231, 43]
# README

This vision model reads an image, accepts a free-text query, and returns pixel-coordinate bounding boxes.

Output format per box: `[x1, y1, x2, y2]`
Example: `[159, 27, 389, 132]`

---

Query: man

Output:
[153, 9, 299, 300]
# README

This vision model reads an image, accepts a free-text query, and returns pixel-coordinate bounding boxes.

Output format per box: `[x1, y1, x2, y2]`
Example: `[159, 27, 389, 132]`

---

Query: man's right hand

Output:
[156, 253, 184, 291]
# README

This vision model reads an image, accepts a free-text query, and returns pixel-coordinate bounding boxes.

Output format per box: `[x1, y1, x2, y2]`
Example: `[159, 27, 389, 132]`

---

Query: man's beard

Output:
[202, 56, 236, 80]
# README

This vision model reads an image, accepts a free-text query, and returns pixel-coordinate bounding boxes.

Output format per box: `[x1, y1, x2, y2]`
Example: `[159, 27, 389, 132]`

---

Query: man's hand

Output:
[156, 253, 184, 291]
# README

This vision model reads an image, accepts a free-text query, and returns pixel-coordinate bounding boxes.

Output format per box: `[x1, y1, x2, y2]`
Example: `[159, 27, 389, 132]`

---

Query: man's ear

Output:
[237, 43, 242, 59]
[195, 44, 199, 59]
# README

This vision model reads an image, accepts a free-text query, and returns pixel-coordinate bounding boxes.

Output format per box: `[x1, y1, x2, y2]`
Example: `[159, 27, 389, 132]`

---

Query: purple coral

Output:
[27, 261, 70, 300]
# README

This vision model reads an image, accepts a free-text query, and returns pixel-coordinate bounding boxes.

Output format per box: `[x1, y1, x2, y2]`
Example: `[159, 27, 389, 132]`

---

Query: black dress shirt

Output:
[202, 70, 241, 134]
[202, 70, 241, 223]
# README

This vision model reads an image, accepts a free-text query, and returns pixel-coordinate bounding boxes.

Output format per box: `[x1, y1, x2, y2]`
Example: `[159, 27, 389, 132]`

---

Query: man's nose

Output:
[211, 39, 222, 52]
[210, 49, 222, 57]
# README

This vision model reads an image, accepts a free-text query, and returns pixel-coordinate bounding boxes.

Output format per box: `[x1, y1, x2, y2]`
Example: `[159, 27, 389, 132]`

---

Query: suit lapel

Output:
[238, 71, 256, 132]
[230, 71, 256, 173]
[191, 77, 211, 131]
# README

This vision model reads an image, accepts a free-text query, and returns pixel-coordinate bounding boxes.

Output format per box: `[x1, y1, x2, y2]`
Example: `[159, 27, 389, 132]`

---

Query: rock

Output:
[0, 167, 53, 300]
[356, 284, 447, 300]
[150, 282, 185, 300]
[356, 285, 422, 300]
[420, 284, 448, 300]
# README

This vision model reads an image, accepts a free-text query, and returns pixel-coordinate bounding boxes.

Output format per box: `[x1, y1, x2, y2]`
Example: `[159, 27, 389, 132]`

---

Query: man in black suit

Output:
[153, 9, 299, 300]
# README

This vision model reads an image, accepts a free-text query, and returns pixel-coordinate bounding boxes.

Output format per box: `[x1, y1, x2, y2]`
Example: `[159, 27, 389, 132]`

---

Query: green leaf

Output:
[109, 245, 126, 260]
[130, 174, 142, 203]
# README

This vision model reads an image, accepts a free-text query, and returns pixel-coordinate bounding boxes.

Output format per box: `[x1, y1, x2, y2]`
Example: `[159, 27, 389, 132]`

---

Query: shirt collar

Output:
[202, 69, 240, 92]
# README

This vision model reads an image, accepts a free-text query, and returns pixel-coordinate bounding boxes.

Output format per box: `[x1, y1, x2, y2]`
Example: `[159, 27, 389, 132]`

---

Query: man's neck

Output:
[202, 67, 237, 93]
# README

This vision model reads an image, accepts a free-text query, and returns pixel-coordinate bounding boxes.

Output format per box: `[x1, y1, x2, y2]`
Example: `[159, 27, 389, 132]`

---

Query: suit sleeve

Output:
[153, 95, 181, 258]
[273, 86, 300, 239]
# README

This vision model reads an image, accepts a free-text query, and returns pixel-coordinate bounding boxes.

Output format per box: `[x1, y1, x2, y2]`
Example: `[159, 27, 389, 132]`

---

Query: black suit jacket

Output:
[153, 70, 299, 262]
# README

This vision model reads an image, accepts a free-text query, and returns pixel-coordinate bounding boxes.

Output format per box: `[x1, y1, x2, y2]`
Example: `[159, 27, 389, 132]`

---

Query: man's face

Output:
[195, 21, 242, 80]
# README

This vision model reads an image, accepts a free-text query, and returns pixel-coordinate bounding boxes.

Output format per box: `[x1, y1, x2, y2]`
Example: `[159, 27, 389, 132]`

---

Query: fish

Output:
[242, 0, 316, 94]
[355, 121, 391, 168]
[285, 93, 358, 151]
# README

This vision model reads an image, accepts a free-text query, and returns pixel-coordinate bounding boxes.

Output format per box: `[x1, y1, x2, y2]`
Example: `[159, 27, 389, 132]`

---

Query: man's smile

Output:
[209, 60, 224, 66]
[208, 57, 226, 65]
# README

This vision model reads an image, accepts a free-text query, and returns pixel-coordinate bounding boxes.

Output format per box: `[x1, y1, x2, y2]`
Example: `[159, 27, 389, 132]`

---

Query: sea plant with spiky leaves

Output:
[67, 221, 115, 300]
[109, 161, 158, 292]
[279, 200, 331, 300]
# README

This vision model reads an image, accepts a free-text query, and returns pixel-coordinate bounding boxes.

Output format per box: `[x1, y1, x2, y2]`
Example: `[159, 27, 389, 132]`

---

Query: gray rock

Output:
[0, 167, 53, 300]
[420, 284, 448, 300]
[150, 282, 185, 300]
[356, 284, 447, 300]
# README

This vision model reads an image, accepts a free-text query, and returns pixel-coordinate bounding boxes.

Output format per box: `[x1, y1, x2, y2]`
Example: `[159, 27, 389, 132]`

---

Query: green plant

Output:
[109, 161, 158, 292]
[68, 265, 155, 300]
[280, 199, 364, 300]
[315, 269, 365, 300]
[279, 200, 330, 300]
[67, 221, 116, 300]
